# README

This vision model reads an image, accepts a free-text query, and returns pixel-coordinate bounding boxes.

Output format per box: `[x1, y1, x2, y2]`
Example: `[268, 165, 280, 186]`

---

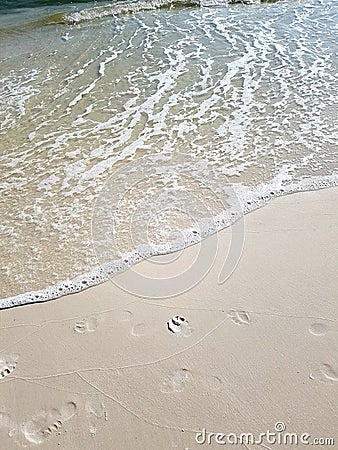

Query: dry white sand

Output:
[0, 187, 337, 449]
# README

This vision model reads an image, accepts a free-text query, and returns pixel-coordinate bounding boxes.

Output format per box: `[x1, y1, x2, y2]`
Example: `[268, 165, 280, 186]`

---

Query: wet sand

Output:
[0, 187, 337, 449]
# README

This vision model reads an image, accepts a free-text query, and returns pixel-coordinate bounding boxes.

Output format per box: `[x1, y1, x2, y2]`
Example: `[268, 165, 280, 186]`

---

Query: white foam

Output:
[1, 0, 337, 305]
[1, 173, 337, 310]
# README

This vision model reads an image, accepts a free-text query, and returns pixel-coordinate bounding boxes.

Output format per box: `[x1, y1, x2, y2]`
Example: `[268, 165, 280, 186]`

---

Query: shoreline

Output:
[0, 186, 337, 448]
[1, 177, 338, 310]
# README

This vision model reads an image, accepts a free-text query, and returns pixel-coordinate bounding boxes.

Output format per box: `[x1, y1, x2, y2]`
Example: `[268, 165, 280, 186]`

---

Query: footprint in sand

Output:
[86, 397, 106, 437]
[89, 423, 97, 438]
[310, 364, 338, 383]
[131, 323, 147, 336]
[85, 397, 106, 419]
[309, 322, 328, 336]
[320, 364, 338, 382]
[0, 354, 19, 380]
[309, 321, 338, 337]
[161, 369, 193, 394]
[74, 316, 100, 334]
[0, 411, 11, 429]
[204, 375, 224, 392]
[167, 316, 193, 337]
[117, 309, 134, 323]
[20, 402, 77, 445]
[228, 310, 251, 326]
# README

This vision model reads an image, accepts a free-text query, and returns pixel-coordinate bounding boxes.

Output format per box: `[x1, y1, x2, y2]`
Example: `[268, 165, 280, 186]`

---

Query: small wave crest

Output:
[65, 1, 197, 25]
[66, 0, 279, 25]
[19, 0, 269, 29]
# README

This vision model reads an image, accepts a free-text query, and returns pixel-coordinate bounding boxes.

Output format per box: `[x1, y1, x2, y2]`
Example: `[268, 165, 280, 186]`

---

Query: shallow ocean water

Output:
[0, 0, 337, 306]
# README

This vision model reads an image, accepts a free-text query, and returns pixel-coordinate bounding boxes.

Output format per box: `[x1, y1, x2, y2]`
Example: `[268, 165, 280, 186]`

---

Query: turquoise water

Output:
[0, 0, 337, 307]
[0, 0, 105, 9]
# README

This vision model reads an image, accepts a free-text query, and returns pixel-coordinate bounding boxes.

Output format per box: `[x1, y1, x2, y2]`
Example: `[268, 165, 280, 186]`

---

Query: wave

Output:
[1, 173, 337, 310]
[60, 0, 284, 26]
[1, 0, 336, 308]
[65, 0, 200, 24]
[1, 0, 281, 13]
[3, 0, 280, 31]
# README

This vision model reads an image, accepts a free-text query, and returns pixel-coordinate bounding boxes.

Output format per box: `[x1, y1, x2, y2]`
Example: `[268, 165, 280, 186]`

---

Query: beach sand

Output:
[0, 187, 337, 449]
